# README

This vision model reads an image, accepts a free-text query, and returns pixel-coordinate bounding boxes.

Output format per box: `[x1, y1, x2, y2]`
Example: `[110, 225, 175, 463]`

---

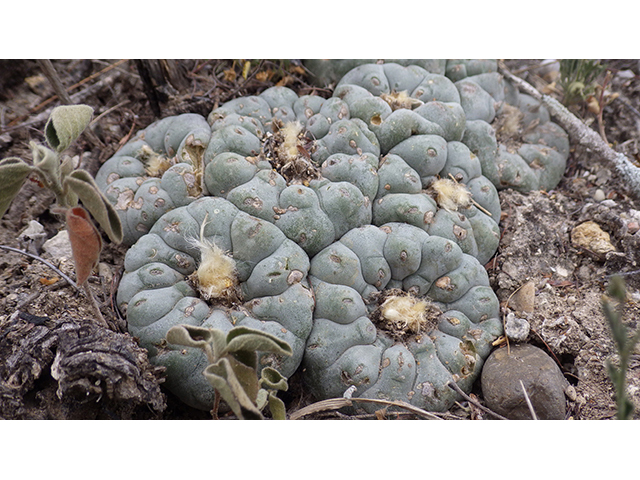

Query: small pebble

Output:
[42, 230, 73, 260]
[18, 220, 47, 254]
[481, 343, 569, 419]
[4, 293, 19, 306]
[509, 280, 535, 313]
[628, 221, 640, 235]
[504, 312, 530, 342]
[565, 385, 577, 402]
[594, 168, 611, 186]
[576, 265, 591, 282]
[616, 69, 636, 80]
[97, 263, 113, 284]
[593, 189, 606, 202]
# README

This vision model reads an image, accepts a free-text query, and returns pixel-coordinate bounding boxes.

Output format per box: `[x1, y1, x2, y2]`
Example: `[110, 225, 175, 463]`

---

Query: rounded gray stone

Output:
[504, 312, 530, 342]
[481, 343, 569, 419]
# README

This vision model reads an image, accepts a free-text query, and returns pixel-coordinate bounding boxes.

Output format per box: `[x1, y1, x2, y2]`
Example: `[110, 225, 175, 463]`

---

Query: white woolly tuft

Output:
[431, 178, 473, 212]
[280, 120, 303, 161]
[380, 295, 429, 334]
[188, 213, 237, 300]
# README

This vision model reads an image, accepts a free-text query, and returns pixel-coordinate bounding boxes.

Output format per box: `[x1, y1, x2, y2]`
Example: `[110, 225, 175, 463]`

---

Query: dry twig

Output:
[447, 381, 508, 420]
[37, 59, 73, 105]
[498, 61, 640, 200]
[0, 244, 80, 292]
[520, 380, 538, 420]
[2, 62, 126, 134]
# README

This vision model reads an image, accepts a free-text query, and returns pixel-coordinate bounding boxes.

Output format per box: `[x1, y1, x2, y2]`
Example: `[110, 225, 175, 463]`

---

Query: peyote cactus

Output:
[98, 62, 515, 412]
[95, 113, 210, 245]
[306, 59, 571, 193]
[98, 65, 504, 264]
[116, 195, 314, 410]
[304, 222, 502, 412]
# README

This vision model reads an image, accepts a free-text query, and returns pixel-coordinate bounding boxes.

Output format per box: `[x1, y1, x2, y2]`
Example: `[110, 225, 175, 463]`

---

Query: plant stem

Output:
[212, 389, 221, 419]
[82, 280, 109, 329]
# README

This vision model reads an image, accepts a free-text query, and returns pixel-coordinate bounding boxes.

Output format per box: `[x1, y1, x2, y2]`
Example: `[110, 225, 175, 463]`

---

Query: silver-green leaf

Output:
[45, 105, 94, 152]
[260, 366, 289, 391]
[0, 158, 35, 218]
[166, 324, 216, 349]
[268, 392, 287, 420]
[204, 357, 264, 420]
[64, 169, 123, 244]
[30, 142, 61, 188]
[224, 326, 293, 358]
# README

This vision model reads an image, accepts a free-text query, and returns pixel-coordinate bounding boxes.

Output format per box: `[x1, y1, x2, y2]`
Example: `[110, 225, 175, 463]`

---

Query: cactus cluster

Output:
[307, 59, 570, 193]
[96, 61, 569, 413]
[116, 196, 314, 410]
[305, 223, 501, 411]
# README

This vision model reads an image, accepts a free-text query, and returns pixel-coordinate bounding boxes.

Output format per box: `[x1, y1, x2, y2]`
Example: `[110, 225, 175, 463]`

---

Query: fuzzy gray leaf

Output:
[65, 169, 123, 244]
[0, 158, 35, 218]
[224, 326, 293, 358]
[45, 105, 94, 152]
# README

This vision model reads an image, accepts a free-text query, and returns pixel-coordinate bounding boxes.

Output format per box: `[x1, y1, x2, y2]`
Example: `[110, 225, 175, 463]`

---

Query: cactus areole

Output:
[96, 61, 569, 412]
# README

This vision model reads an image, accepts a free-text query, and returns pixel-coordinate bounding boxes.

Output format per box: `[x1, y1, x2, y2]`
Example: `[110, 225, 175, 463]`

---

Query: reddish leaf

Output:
[65, 206, 102, 284]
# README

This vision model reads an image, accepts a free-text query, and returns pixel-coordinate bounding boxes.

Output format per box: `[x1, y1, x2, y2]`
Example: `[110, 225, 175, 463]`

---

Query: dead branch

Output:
[1, 67, 124, 135]
[37, 59, 73, 105]
[498, 61, 640, 200]
[0, 311, 166, 418]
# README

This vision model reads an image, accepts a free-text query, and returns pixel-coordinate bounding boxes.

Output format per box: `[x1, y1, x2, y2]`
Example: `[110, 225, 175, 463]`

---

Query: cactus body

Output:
[117, 196, 313, 410]
[305, 223, 502, 412]
[94, 62, 541, 412]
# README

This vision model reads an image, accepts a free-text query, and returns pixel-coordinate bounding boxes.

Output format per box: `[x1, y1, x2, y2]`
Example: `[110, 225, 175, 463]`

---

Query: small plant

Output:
[0, 105, 123, 327]
[601, 275, 640, 420]
[559, 59, 605, 106]
[166, 324, 293, 419]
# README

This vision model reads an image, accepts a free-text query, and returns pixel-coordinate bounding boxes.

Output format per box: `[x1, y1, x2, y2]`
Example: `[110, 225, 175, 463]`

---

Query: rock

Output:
[42, 230, 73, 260]
[571, 221, 616, 255]
[18, 220, 47, 254]
[504, 312, 530, 342]
[509, 280, 535, 313]
[481, 343, 569, 419]
[593, 189, 605, 202]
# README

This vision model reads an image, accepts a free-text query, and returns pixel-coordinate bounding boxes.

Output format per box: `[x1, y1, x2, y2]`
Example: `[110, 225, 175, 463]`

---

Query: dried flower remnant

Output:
[430, 178, 473, 212]
[188, 214, 238, 302]
[374, 290, 442, 336]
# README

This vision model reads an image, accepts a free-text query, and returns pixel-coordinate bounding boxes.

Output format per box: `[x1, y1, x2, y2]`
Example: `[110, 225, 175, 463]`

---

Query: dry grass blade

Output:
[289, 396, 443, 420]
[520, 380, 538, 420]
